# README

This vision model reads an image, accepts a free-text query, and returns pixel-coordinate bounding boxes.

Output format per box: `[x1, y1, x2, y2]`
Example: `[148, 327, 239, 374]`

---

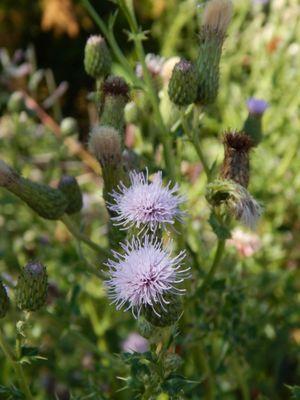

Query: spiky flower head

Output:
[202, 0, 233, 37]
[16, 261, 48, 312]
[88, 125, 122, 168]
[0, 280, 9, 318]
[0, 160, 68, 220]
[84, 35, 112, 79]
[105, 235, 187, 319]
[196, 0, 233, 105]
[168, 59, 198, 106]
[109, 170, 184, 233]
[206, 179, 262, 229]
[221, 131, 253, 188]
[247, 98, 269, 116]
[58, 175, 83, 214]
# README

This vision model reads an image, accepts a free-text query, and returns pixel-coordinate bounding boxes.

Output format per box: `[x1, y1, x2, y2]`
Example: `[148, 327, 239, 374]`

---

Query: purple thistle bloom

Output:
[122, 332, 149, 353]
[105, 235, 188, 318]
[247, 98, 269, 115]
[109, 170, 184, 233]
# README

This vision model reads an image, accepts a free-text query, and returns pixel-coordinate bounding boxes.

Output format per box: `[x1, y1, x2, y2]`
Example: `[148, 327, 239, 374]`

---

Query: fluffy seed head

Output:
[108, 170, 185, 233]
[206, 179, 262, 229]
[88, 126, 122, 167]
[202, 0, 233, 36]
[105, 235, 187, 318]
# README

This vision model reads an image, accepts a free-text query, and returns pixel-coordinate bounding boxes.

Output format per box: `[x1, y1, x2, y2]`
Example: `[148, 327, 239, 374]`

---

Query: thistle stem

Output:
[60, 214, 107, 257]
[201, 239, 225, 290]
[0, 329, 34, 400]
[195, 342, 215, 400]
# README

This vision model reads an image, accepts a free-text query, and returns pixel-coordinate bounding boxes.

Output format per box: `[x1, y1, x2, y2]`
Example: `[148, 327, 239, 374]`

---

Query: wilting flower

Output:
[109, 170, 184, 233]
[105, 235, 188, 318]
[247, 98, 269, 115]
[122, 332, 149, 353]
[228, 228, 261, 257]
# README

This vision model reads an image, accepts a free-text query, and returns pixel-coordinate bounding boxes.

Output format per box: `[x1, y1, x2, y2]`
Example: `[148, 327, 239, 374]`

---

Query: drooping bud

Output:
[84, 35, 112, 79]
[196, 0, 233, 105]
[0, 159, 68, 220]
[206, 179, 262, 229]
[100, 76, 129, 133]
[16, 262, 48, 312]
[58, 176, 83, 214]
[220, 131, 253, 188]
[243, 98, 269, 145]
[163, 353, 183, 373]
[168, 59, 198, 106]
[142, 294, 182, 328]
[0, 281, 9, 318]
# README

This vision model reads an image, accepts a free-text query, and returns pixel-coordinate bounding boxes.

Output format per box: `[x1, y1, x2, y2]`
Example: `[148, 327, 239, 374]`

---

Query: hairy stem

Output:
[0, 329, 34, 400]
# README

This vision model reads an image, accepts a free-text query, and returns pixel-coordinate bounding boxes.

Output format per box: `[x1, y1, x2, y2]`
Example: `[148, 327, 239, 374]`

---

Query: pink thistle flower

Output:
[122, 332, 149, 353]
[105, 235, 188, 318]
[228, 228, 261, 257]
[109, 170, 184, 233]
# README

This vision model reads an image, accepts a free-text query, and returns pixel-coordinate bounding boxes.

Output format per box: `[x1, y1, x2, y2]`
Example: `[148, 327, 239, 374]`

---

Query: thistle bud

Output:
[163, 353, 183, 373]
[196, 0, 233, 105]
[137, 318, 156, 339]
[100, 76, 129, 133]
[16, 262, 48, 312]
[142, 294, 182, 328]
[88, 126, 122, 168]
[0, 160, 68, 220]
[243, 98, 269, 146]
[58, 176, 83, 214]
[168, 59, 198, 106]
[84, 35, 112, 79]
[0, 281, 9, 318]
[206, 179, 262, 230]
[220, 131, 253, 188]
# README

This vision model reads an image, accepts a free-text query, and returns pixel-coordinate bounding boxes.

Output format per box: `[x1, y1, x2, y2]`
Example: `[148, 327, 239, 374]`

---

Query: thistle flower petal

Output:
[105, 235, 188, 318]
[108, 170, 185, 233]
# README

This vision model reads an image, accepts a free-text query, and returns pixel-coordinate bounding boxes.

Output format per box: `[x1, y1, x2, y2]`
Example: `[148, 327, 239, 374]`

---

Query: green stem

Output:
[60, 214, 107, 258]
[81, 0, 141, 88]
[195, 342, 215, 400]
[180, 110, 210, 178]
[0, 329, 34, 400]
[201, 239, 226, 290]
[118, 0, 177, 181]
[231, 356, 250, 400]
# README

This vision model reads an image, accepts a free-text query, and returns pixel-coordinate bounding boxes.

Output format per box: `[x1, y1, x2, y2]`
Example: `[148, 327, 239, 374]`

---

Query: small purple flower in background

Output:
[105, 235, 188, 318]
[109, 170, 184, 233]
[247, 98, 269, 115]
[122, 332, 149, 353]
[136, 53, 165, 78]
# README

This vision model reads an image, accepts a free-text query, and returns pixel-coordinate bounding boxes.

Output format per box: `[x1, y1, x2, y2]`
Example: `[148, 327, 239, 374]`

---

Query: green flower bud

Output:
[60, 117, 78, 136]
[124, 101, 138, 124]
[220, 131, 253, 188]
[137, 318, 156, 339]
[100, 76, 129, 133]
[196, 0, 233, 105]
[142, 294, 182, 328]
[0, 281, 9, 319]
[168, 59, 198, 106]
[7, 91, 26, 113]
[163, 353, 183, 373]
[16, 262, 48, 312]
[84, 35, 112, 79]
[0, 160, 68, 220]
[58, 176, 83, 214]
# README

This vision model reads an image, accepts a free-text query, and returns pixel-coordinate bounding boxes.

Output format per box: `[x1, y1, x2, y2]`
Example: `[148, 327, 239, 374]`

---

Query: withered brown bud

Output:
[102, 76, 129, 99]
[220, 131, 253, 188]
